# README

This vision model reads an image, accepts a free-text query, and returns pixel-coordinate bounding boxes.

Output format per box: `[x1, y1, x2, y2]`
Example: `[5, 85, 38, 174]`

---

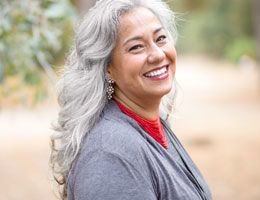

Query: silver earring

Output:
[106, 77, 114, 100]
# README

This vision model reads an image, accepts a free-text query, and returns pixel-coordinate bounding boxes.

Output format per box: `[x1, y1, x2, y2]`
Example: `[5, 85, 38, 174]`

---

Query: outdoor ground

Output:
[0, 55, 260, 200]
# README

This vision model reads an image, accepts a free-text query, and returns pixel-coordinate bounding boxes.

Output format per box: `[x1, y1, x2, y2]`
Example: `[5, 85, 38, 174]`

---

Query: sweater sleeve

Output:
[72, 150, 157, 200]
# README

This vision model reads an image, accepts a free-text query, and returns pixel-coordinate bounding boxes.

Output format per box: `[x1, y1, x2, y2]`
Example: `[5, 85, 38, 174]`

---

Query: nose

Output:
[147, 44, 165, 64]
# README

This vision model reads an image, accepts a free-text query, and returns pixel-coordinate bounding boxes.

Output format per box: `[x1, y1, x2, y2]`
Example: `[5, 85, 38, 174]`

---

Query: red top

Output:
[114, 99, 169, 149]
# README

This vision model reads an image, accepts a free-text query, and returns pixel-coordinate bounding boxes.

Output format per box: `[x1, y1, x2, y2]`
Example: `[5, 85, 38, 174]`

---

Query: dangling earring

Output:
[106, 76, 114, 100]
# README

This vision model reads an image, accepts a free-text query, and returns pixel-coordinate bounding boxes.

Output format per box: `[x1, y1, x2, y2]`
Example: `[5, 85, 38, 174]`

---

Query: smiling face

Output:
[108, 7, 177, 109]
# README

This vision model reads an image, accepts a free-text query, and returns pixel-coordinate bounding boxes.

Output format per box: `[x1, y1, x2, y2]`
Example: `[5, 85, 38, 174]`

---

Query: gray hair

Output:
[50, 0, 177, 199]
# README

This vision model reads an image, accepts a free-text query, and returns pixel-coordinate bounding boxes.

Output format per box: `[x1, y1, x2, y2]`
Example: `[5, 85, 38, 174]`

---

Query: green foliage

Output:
[24, 68, 42, 85]
[0, 0, 76, 104]
[225, 37, 256, 63]
[172, 0, 256, 62]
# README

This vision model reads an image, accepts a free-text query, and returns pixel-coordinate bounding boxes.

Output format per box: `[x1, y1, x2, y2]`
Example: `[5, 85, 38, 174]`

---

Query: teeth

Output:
[144, 67, 167, 77]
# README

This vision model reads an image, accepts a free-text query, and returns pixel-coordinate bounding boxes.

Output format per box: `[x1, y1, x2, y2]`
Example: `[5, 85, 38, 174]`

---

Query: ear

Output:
[106, 63, 115, 81]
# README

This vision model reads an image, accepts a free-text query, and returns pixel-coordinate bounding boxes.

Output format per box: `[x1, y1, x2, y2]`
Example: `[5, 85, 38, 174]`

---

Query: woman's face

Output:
[108, 7, 177, 105]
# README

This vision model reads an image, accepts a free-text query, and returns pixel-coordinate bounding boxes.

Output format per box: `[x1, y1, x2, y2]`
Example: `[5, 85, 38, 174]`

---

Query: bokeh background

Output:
[0, 0, 259, 199]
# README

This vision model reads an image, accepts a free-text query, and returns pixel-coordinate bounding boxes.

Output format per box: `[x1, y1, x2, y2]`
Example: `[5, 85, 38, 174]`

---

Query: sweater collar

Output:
[103, 100, 169, 149]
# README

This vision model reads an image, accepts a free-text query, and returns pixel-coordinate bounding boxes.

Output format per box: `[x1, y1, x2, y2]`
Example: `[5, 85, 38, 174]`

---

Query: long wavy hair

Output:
[50, 0, 178, 199]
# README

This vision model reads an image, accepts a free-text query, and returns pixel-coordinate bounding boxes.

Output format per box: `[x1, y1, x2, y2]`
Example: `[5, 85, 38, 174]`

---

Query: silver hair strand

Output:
[50, 0, 178, 199]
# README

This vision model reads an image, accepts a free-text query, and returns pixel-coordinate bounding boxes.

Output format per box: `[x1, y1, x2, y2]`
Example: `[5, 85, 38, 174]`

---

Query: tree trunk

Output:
[73, 0, 97, 14]
[254, 0, 260, 63]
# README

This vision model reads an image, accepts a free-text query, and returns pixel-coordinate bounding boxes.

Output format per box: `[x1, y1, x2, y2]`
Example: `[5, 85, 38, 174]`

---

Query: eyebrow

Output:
[123, 27, 163, 46]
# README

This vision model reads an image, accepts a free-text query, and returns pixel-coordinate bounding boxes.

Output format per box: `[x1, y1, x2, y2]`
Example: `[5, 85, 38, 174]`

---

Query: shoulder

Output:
[84, 115, 147, 161]
[68, 101, 153, 186]
[69, 147, 156, 200]
[68, 117, 155, 199]
[70, 114, 150, 180]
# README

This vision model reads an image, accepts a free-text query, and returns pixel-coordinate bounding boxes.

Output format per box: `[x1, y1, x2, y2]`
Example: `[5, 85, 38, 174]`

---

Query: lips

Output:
[143, 65, 169, 78]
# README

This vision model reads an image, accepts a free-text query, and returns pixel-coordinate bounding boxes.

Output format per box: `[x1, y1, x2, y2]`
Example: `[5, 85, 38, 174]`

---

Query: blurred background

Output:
[0, 0, 259, 199]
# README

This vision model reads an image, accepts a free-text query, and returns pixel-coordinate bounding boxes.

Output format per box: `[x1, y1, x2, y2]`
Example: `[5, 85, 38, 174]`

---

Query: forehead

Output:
[117, 7, 162, 39]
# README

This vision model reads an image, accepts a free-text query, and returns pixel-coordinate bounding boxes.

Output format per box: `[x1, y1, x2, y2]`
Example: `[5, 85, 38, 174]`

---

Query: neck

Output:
[113, 91, 161, 120]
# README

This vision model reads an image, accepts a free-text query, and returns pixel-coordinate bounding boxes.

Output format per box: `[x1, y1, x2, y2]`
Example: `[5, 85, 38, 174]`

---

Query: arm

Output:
[73, 150, 157, 200]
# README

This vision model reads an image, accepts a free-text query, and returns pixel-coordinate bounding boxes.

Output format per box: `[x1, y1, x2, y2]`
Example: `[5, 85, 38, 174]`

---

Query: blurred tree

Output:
[70, 0, 96, 14]
[0, 0, 76, 104]
[172, 0, 256, 63]
[180, 0, 207, 11]
[254, 0, 260, 63]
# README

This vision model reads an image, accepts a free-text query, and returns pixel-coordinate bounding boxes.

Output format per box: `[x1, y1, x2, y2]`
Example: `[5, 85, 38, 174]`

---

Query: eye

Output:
[156, 35, 167, 43]
[129, 44, 144, 52]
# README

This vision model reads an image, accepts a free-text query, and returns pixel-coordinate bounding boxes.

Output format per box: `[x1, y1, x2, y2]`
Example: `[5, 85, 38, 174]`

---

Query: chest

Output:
[143, 129, 211, 200]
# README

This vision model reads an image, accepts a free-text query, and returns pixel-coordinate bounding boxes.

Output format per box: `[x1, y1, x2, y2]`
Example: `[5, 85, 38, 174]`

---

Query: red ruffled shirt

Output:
[114, 99, 169, 149]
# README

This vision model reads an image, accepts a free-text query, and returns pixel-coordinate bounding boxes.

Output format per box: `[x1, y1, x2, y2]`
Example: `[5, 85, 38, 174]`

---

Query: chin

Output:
[162, 87, 172, 97]
[162, 81, 173, 93]
[151, 85, 172, 98]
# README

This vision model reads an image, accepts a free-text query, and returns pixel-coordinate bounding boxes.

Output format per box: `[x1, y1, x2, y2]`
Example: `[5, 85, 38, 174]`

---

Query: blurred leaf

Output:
[0, 0, 77, 105]
[34, 85, 48, 104]
[173, 0, 255, 62]
[225, 37, 256, 62]
[24, 69, 42, 85]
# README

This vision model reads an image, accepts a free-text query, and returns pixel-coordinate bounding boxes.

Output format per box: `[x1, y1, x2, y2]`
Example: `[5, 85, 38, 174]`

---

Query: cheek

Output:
[122, 55, 146, 75]
[166, 46, 177, 62]
[111, 53, 147, 85]
[165, 46, 177, 75]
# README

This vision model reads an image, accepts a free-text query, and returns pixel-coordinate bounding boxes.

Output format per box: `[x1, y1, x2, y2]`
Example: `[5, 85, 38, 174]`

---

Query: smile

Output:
[143, 65, 169, 80]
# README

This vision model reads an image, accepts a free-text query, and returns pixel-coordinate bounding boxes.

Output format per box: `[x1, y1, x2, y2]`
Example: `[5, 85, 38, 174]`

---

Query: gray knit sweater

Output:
[67, 101, 212, 200]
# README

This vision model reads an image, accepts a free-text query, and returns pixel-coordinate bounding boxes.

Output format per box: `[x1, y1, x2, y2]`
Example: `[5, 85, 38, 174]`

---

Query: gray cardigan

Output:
[68, 101, 212, 200]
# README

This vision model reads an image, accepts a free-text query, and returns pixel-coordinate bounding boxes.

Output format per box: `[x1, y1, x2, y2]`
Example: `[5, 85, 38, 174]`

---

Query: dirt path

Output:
[172, 56, 260, 200]
[0, 55, 260, 200]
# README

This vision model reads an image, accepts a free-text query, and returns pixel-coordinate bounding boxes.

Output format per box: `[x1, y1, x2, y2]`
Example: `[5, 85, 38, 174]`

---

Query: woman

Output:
[50, 0, 212, 199]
